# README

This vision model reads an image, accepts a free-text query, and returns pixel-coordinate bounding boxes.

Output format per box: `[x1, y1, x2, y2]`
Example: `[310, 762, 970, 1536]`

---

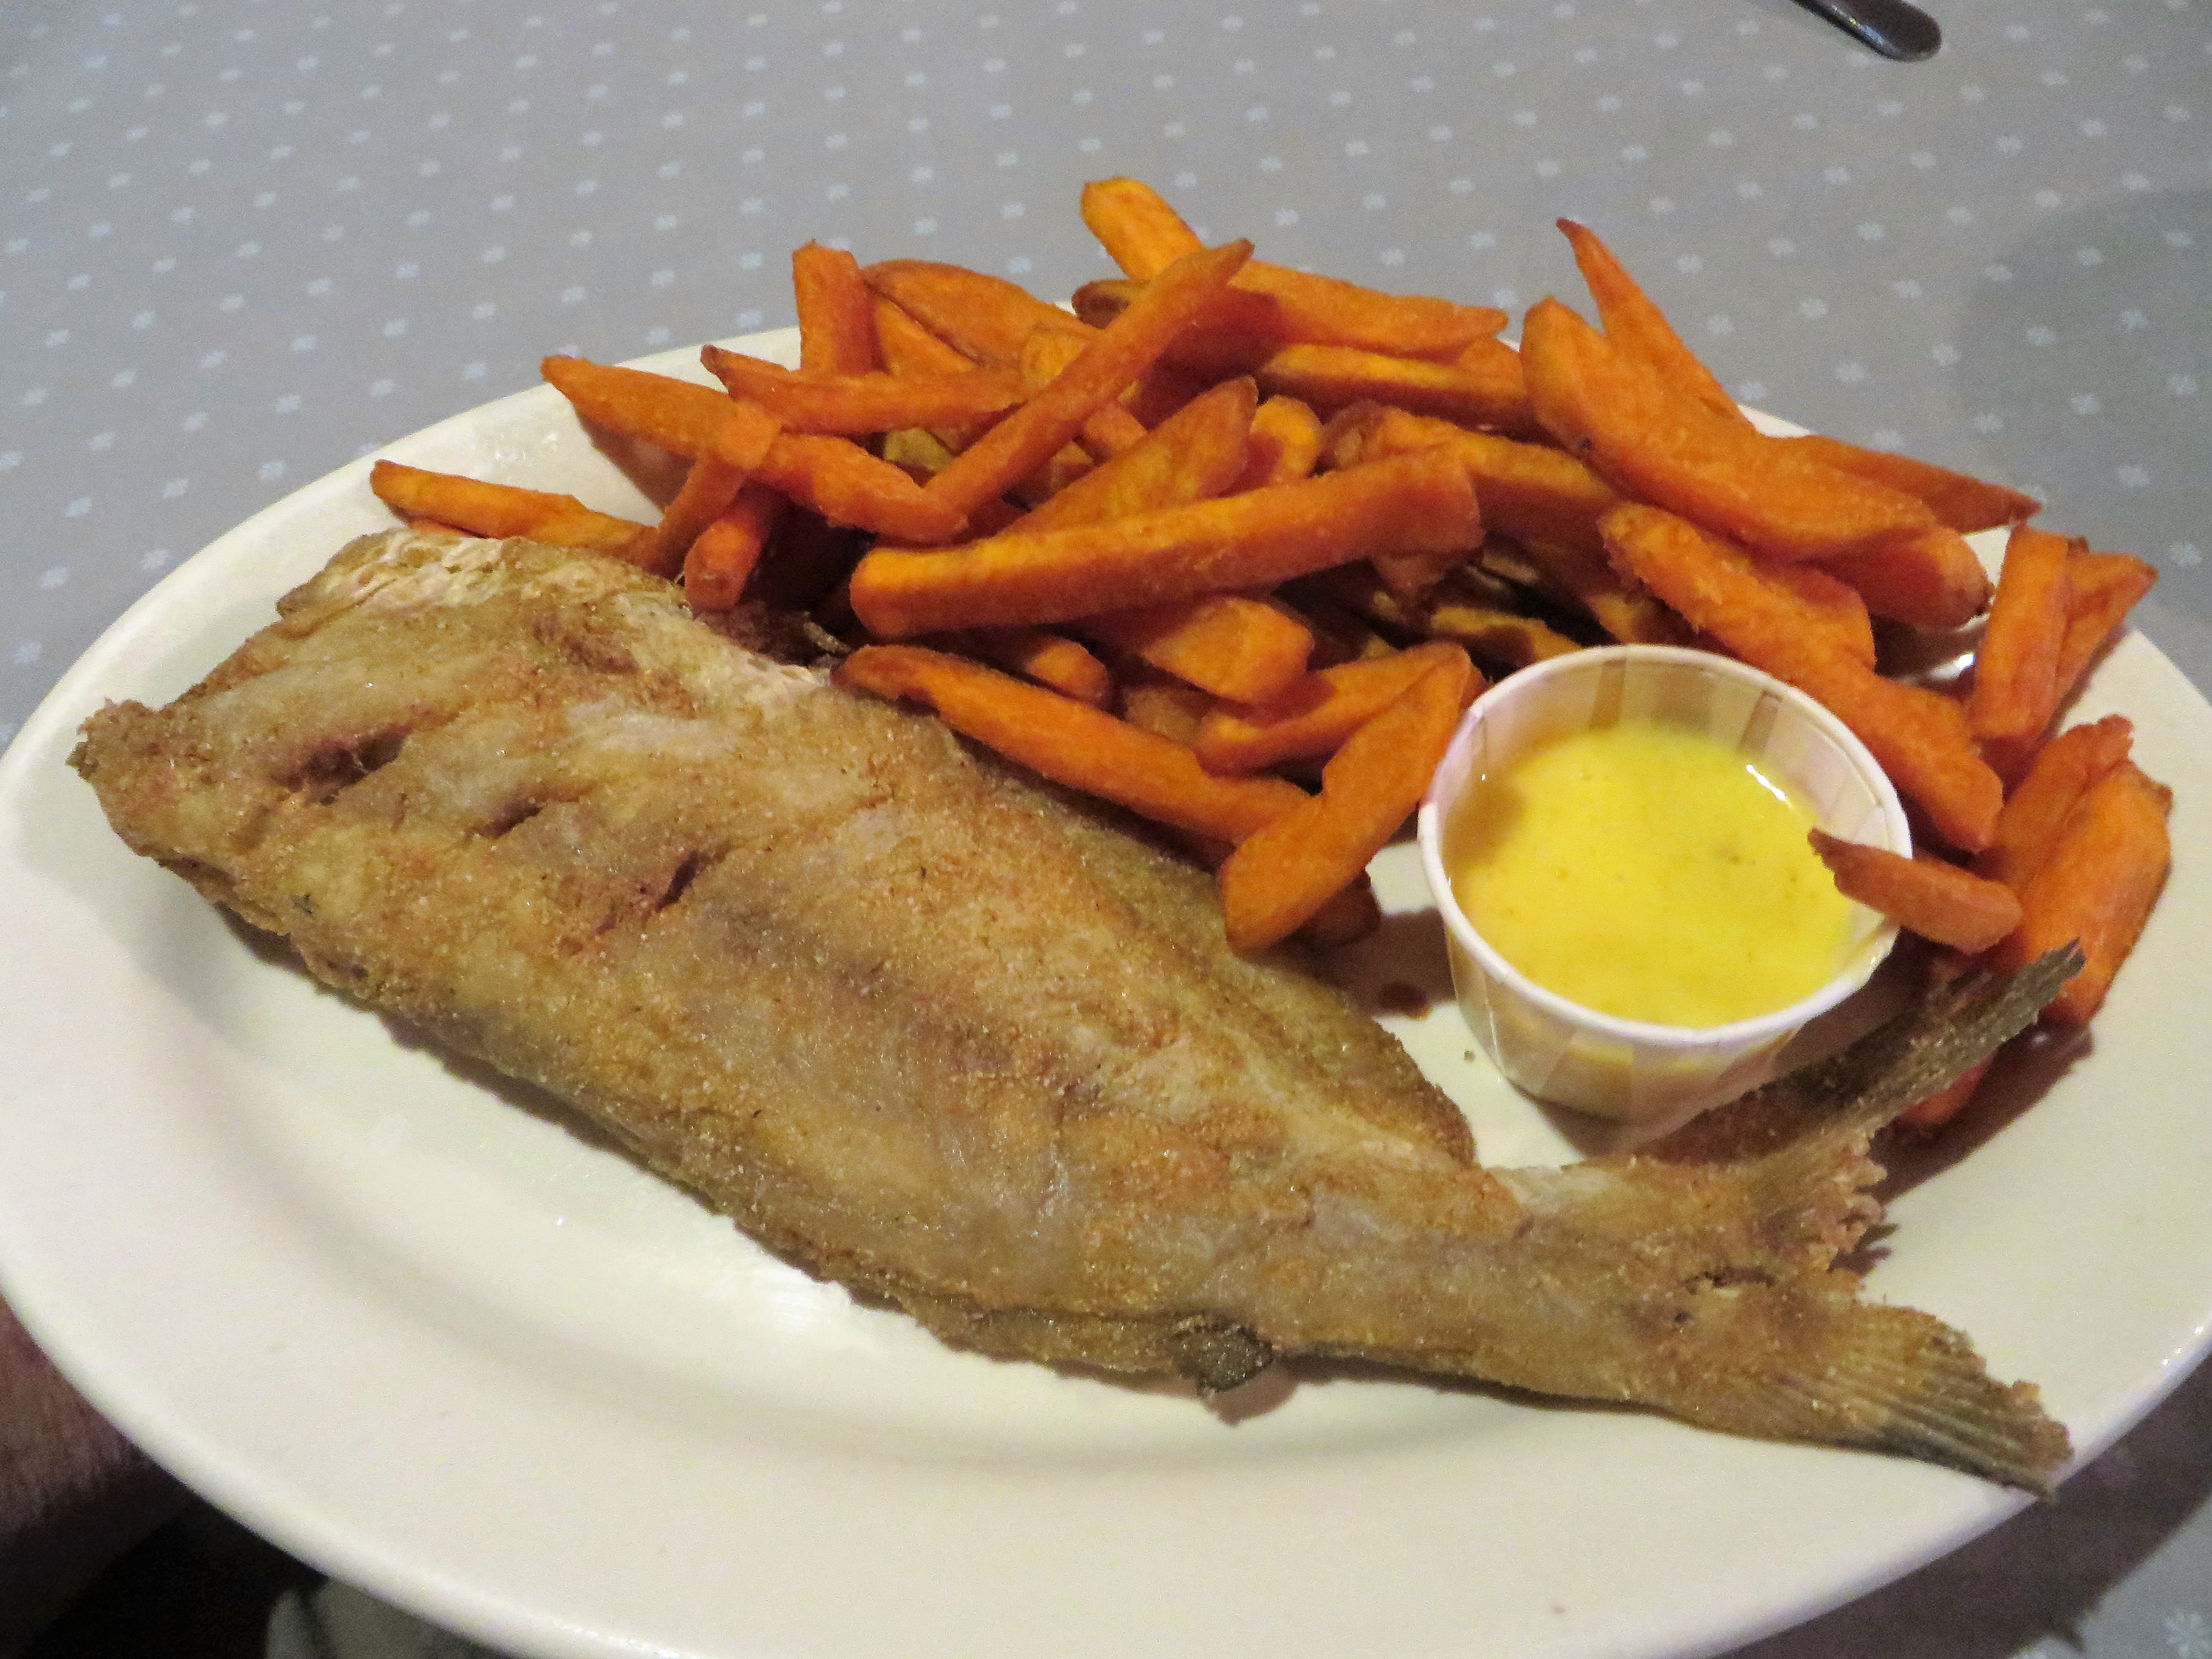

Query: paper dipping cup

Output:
[1417, 646, 1911, 1124]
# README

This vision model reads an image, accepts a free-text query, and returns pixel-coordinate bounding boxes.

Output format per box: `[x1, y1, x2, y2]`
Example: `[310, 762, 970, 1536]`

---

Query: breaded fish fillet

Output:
[73, 530, 2072, 1489]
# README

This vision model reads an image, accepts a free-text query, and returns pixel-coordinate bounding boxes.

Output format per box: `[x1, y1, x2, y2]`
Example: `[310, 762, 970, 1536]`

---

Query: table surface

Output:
[3, 1, 2208, 1655]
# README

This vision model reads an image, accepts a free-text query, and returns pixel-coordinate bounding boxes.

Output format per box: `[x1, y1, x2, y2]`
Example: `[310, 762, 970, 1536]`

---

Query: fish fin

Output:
[1650, 946, 2083, 1166]
[1673, 1290, 2071, 1495]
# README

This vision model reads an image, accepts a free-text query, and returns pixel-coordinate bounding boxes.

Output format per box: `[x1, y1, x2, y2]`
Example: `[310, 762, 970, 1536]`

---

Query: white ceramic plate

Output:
[3, 333, 2209, 1659]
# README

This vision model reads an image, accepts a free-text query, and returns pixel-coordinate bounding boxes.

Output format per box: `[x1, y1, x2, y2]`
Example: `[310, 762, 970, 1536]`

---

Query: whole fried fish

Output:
[73, 530, 2073, 1489]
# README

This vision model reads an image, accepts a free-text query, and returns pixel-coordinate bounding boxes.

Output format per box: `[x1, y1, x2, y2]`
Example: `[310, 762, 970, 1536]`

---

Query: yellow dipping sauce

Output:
[1448, 719, 1854, 1028]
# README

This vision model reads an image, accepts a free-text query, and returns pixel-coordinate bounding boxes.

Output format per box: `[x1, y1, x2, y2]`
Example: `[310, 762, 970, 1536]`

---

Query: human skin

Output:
[0, 1295, 182, 1652]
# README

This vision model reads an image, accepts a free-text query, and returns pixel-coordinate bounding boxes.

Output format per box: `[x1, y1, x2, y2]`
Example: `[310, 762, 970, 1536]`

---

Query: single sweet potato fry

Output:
[1079, 176, 1206, 276]
[681, 481, 784, 612]
[540, 356, 781, 473]
[1257, 341, 1537, 437]
[1821, 524, 1994, 631]
[1808, 831, 2023, 953]
[1557, 218, 1745, 426]
[638, 454, 747, 580]
[1988, 760, 2171, 1026]
[960, 627, 1117, 707]
[1077, 595, 1314, 705]
[1193, 641, 1479, 775]
[1080, 177, 1505, 358]
[1522, 300, 1941, 564]
[1119, 670, 1214, 747]
[861, 259, 1073, 367]
[920, 241, 1252, 521]
[793, 241, 878, 374]
[1234, 395, 1324, 492]
[1779, 435, 2036, 534]
[702, 346, 1024, 434]
[1973, 714, 2134, 893]
[834, 644, 1307, 844]
[2051, 547, 2158, 712]
[851, 447, 1480, 638]
[369, 461, 652, 562]
[1766, 560, 1877, 670]
[1219, 656, 1470, 951]
[1969, 524, 2073, 745]
[1009, 376, 1257, 535]
[1601, 503, 2002, 850]
[754, 431, 969, 545]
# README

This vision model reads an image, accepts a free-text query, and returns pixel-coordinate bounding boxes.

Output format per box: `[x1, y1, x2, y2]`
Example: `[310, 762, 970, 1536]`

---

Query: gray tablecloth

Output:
[4, 1, 2208, 1655]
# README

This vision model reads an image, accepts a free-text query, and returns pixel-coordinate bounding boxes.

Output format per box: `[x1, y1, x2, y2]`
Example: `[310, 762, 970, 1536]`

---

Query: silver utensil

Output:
[1790, 0, 1942, 60]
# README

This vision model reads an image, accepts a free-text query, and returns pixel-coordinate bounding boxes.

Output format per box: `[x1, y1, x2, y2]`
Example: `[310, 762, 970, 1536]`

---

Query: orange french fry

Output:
[1780, 435, 2037, 535]
[1973, 713, 2134, 893]
[701, 345, 1024, 435]
[959, 627, 1117, 707]
[1218, 656, 1470, 952]
[404, 518, 471, 536]
[1987, 760, 2171, 1026]
[1076, 596, 1314, 705]
[1079, 177, 1505, 358]
[1807, 831, 2023, 953]
[1558, 218, 1745, 426]
[1256, 341, 1537, 437]
[519, 505, 662, 562]
[1322, 402, 1624, 558]
[1601, 503, 2002, 851]
[753, 431, 968, 545]
[2051, 547, 2157, 711]
[862, 259, 1075, 368]
[540, 356, 781, 473]
[1979, 547, 2159, 781]
[1307, 564, 1585, 671]
[851, 447, 1480, 638]
[920, 240, 1253, 522]
[369, 461, 651, 562]
[874, 294, 989, 379]
[1119, 670, 1214, 747]
[1370, 539, 1481, 609]
[792, 241, 878, 374]
[1234, 395, 1323, 492]
[1969, 525, 2073, 745]
[1766, 559, 1876, 670]
[1070, 276, 1288, 378]
[1192, 641, 1479, 775]
[1079, 175, 1207, 279]
[1020, 322, 1150, 458]
[638, 454, 747, 580]
[1895, 1054, 1995, 1134]
[1522, 300, 1945, 566]
[1515, 538, 1694, 647]
[682, 482, 784, 612]
[834, 644, 1307, 844]
[1010, 376, 1257, 535]
[1821, 524, 1994, 631]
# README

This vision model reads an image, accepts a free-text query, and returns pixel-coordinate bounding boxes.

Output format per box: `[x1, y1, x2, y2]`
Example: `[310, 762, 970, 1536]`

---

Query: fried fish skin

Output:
[72, 531, 2069, 1489]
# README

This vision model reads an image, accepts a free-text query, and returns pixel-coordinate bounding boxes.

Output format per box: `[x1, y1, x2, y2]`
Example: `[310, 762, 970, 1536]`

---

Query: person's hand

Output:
[0, 1294, 184, 1653]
